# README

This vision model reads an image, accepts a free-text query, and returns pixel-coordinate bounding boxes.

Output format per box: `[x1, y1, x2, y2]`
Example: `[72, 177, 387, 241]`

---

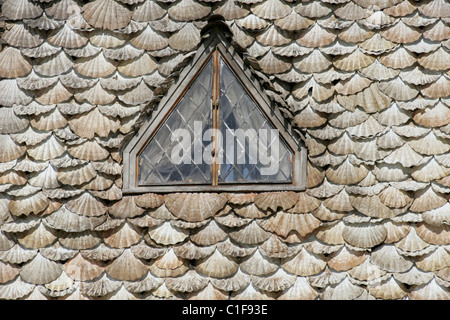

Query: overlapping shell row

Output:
[0, 0, 450, 300]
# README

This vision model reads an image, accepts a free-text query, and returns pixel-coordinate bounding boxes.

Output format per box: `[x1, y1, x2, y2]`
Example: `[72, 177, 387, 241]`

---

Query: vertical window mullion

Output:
[211, 50, 220, 186]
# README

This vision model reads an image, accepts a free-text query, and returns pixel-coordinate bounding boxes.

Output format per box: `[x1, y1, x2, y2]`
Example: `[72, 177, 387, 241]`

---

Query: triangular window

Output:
[123, 32, 306, 193]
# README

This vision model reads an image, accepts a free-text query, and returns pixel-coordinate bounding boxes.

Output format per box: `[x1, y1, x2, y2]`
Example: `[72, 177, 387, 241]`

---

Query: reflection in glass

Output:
[138, 57, 213, 185]
[218, 57, 293, 184]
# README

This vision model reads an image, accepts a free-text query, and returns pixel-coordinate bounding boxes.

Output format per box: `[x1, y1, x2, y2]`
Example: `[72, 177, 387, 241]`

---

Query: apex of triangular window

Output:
[122, 26, 306, 193]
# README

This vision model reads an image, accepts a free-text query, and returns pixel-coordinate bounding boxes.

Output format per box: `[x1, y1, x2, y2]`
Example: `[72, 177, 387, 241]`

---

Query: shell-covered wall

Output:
[0, 0, 449, 300]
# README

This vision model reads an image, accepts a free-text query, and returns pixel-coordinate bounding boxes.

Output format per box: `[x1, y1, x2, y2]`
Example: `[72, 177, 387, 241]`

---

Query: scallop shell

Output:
[2, 0, 43, 20]
[83, 0, 132, 30]
[253, 191, 298, 212]
[74, 82, 116, 105]
[172, 241, 214, 260]
[68, 108, 120, 140]
[261, 211, 320, 238]
[130, 25, 168, 52]
[73, 52, 117, 79]
[63, 253, 103, 282]
[34, 51, 73, 77]
[58, 231, 101, 250]
[20, 253, 63, 285]
[297, 23, 336, 47]
[3, 23, 43, 48]
[0, 47, 32, 79]
[0, 79, 33, 107]
[342, 222, 387, 248]
[422, 203, 450, 226]
[282, 247, 326, 276]
[149, 248, 189, 278]
[362, 10, 396, 29]
[80, 273, 121, 297]
[0, 277, 35, 300]
[9, 191, 50, 217]
[294, 49, 332, 74]
[295, 1, 332, 18]
[421, 76, 450, 99]
[394, 227, 430, 256]
[257, 50, 291, 74]
[124, 272, 164, 294]
[338, 22, 374, 43]
[89, 29, 127, 49]
[259, 235, 300, 259]
[0, 260, 19, 284]
[236, 14, 269, 30]
[67, 139, 109, 161]
[106, 249, 148, 281]
[0, 244, 37, 265]
[57, 163, 97, 186]
[416, 223, 450, 246]
[424, 20, 450, 41]
[117, 80, 154, 105]
[195, 249, 238, 278]
[48, 24, 88, 49]
[379, 46, 416, 70]
[251, 268, 296, 292]
[132, 0, 166, 21]
[359, 33, 397, 55]
[410, 278, 450, 300]
[326, 158, 369, 185]
[348, 257, 387, 283]
[148, 221, 188, 245]
[328, 246, 368, 271]
[368, 276, 407, 300]
[381, 20, 421, 43]
[413, 101, 450, 128]
[213, 0, 249, 20]
[187, 282, 229, 300]
[230, 283, 276, 300]
[360, 59, 400, 81]
[44, 206, 105, 233]
[164, 193, 227, 222]
[416, 247, 450, 272]
[334, 49, 375, 72]
[418, 0, 450, 18]
[165, 269, 208, 293]
[229, 220, 272, 245]
[378, 77, 419, 101]
[82, 243, 124, 262]
[278, 276, 319, 300]
[190, 220, 227, 246]
[370, 244, 413, 273]
[275, 10, 314, 31]
[104, 44, 144, 61]
[251, 0, 290, 19]
[168, 0, 210, 21]
[35, 82, 73, 105]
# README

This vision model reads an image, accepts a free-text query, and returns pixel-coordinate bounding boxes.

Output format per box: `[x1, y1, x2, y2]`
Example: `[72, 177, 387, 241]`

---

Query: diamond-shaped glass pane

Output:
[218, 57, 293, 184]
[138, 58, 213, 185]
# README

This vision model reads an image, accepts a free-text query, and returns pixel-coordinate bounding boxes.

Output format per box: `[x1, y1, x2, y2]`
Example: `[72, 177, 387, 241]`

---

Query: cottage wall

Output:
[0, 0, 449, 300]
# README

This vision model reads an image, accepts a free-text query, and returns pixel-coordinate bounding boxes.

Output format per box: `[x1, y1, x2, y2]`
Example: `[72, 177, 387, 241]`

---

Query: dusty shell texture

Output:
[0, 0, 449, 301]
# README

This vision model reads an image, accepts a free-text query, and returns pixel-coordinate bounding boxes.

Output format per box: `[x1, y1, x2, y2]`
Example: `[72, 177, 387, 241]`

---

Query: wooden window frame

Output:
[122, 31, 307, 193]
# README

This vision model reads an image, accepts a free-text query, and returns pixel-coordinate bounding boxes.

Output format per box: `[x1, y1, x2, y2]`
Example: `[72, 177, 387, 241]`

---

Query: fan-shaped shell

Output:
[297, 23, 336, 47]
[253, 192, 298, 212]
[106, 249, 148, 281]
[83, 0, 132, 30]
[3, 23, 43, 48]
[64, 253, 104, 282]
[282, 248, 326, 276]
[342, 222, 387, 248]
[148, 221, 188, 245]
[0, 47, 32, 79]
[149, 248, 188, 278]
[164, 193, 227, 222]
[168, 0, 211, 22]
[195, 249, 238, 278]
[20, 253, 63, 285]
[165, 269, 208, 293]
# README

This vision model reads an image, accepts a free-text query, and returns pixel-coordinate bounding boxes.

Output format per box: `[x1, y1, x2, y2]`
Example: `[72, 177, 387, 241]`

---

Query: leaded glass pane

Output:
[218, 57, 293, 184]
[138, 57, 213, 185]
